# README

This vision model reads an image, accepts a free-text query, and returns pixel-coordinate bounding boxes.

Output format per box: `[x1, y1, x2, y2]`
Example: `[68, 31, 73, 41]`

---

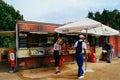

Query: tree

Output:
[0, 0, 23, 31]
[87, 9, 120, 30]
[88, 12, 94, 19]
[0, 0, 24, 48]
[94, 11, 102, 22]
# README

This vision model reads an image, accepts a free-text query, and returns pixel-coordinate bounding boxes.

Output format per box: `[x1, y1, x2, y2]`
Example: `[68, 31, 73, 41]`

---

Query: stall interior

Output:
[59, 34, 79, 55]
[87, 35, 108, 60]
[18, 30, 109, 62]
[18, 32, 79, 58]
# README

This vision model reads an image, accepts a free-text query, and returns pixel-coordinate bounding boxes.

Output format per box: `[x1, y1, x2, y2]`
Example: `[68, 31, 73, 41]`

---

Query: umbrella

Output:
[98, 24, 119, 36]
[75, 24, 119, 36]
[55, 18, 103, 72]
[55, 18, 119, 36]
[55, 18, 102, 33]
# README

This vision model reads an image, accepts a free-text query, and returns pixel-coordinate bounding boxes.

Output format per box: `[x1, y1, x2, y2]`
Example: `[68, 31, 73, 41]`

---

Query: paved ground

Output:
[0, 58, 120, 80]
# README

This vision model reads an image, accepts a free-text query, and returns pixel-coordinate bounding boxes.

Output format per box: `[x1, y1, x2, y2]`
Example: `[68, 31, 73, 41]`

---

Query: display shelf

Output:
[19, 37, 28, 48]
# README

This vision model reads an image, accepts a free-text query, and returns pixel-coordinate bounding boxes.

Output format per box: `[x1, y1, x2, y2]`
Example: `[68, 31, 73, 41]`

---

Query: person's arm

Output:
[83, 42, 87, 59]
[53, 43, 57, 51]
[74, 41, 78, 48]
[84, 48, 87, 59]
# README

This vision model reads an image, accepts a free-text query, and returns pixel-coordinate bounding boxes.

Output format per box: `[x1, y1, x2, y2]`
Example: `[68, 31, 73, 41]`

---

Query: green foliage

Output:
[0, 36, 15, 48]
[0, 0, 23, 31]
[88, 9, 120, 30]
[0, 0, 24, 48]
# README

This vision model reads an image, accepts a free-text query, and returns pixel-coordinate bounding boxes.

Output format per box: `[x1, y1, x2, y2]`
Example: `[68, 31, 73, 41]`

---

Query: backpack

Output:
[76, 41, 82, 53]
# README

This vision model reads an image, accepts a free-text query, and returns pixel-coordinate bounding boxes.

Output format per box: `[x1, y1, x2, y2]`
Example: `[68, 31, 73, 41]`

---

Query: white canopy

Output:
[77, 24, 119, 36]
[55, 18, 102, 33]
[55, 18, 119, 36]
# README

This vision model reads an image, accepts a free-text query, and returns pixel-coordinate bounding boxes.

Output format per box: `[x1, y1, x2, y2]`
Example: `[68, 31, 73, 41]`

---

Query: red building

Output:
[109, 34, 120, 57]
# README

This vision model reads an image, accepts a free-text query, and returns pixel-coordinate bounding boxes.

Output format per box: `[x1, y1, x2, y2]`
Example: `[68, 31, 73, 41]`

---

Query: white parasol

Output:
[55, 18, 102, 33]
[55, 18, 119, 36]
[73, 24, 119, 36]
[76, 24, 119, 36]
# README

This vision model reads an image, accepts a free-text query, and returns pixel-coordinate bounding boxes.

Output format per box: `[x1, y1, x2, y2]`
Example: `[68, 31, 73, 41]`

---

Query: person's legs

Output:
[107, 50, 112, 63]
[54, 51, 60, 73]
[109, 50, 113, 63]
[75, 53, 84, 77]
[55, 55, 60, 74]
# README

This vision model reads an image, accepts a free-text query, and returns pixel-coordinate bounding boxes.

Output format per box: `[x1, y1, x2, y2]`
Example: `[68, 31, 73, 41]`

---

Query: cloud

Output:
[4, 0, 120, 23]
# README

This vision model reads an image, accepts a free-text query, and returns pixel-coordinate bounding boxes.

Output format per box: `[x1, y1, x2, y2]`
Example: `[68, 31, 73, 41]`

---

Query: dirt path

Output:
[0, 58, 120, 80]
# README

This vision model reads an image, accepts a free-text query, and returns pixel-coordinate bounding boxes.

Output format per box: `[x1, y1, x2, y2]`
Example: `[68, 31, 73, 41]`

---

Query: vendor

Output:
[61, 43, 67, 55]
[86, 42, 91, 60]
[86, 42, 91, 54]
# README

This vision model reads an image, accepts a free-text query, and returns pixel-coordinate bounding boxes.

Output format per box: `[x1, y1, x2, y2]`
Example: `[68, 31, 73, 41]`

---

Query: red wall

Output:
[118, 36, 120, 56]
[109, 36, 117, 57]
[109, 35, 120, 57]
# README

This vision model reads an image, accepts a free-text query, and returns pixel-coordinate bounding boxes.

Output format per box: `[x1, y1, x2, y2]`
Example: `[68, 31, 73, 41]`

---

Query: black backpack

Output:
[76, 41, 82, 53]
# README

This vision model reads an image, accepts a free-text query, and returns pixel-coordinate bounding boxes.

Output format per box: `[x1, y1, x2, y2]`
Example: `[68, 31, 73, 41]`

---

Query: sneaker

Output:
[55, 71, 60, 74]
[107, 61, 111, 63]
[57, 71, 60, 73]
[82, 73, 85, 76]
[78, 75, 84, 79]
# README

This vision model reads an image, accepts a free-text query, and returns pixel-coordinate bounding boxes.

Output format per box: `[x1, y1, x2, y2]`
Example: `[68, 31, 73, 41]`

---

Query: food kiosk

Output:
[16, 21, 76, 70]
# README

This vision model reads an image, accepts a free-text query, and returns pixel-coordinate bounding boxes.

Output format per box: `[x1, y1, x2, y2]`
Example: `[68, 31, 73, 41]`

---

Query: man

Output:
[105, 42, 114, 63]
[74, 35, 87, 79]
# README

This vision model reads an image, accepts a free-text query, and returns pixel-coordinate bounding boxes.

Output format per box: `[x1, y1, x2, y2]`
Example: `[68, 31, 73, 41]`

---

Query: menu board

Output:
[19, 33, 28, 48]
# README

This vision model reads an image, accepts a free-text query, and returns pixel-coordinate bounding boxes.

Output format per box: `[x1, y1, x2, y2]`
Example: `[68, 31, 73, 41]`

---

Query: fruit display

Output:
[68, 49, 75, 54]
[30, 49, 44, 56]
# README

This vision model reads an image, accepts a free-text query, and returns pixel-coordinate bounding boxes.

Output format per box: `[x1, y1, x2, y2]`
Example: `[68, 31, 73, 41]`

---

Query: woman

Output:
[53, 38, 62, 74]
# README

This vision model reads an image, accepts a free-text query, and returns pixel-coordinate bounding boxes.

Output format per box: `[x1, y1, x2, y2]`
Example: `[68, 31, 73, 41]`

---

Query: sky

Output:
[4, 0, 120, 24]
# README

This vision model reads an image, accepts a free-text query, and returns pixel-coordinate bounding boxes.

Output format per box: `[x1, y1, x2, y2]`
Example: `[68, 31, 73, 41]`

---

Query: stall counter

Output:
[18, 54, 75, 69]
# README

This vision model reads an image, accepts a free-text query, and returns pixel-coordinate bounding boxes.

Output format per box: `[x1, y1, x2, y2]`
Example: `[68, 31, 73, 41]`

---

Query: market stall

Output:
[16, 21, 76, 70]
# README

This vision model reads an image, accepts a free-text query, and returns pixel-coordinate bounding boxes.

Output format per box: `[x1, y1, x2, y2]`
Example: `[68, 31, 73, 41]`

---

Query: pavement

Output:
[0, 58, 120, 80]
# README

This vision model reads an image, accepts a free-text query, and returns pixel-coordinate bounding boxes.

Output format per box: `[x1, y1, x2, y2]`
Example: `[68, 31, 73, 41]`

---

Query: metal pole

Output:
[15, 23, 19, 71]
[58, 33, 60, 38]
[85, 29, 88, 71]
